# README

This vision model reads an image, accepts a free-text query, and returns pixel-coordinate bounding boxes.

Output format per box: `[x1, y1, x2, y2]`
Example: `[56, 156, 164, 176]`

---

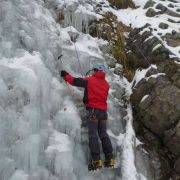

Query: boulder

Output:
[156, 3, 167, 12]
[146, 8, 157, 17]
[163, 32, 180, 47]
[159, 22, 169, 29]
[157, 61, 180, 78]
[144, 0, 156, 9]
[157, 60, 180, 88]
[164, 121, 180, 156]
[168, 3, 175, 8]
[131, 74, 180, 137]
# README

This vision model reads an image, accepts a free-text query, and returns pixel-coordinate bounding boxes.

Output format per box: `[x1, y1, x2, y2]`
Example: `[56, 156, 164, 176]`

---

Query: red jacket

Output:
[64, 71, 109, 111]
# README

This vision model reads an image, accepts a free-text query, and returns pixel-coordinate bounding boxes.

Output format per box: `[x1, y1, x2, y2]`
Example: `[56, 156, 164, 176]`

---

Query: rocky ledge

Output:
[126, 25, 180, 179]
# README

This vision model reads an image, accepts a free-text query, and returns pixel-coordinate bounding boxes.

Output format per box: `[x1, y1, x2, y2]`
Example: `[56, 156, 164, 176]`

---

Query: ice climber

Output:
[61, 64, 115, 171]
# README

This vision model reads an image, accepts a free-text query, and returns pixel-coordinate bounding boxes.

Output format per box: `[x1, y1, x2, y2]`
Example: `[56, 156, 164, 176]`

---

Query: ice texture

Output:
[0, 0, 153, 179]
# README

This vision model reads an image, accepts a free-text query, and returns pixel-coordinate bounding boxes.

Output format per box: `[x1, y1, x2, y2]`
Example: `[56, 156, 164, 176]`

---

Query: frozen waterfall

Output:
[0, 0, 153, 180]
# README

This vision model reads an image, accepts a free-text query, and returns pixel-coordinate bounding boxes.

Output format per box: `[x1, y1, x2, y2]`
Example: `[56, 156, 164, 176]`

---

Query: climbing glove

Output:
[61, 70, 68, 77]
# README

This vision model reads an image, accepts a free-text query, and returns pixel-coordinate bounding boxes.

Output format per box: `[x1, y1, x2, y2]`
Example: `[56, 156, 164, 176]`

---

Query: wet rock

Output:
[162, 32, 180, 47]
[168, 3, 175, 8]
[144, 0, 156, 9]
[146, 8, 157, 17]
[159, 22, 169, 29]
[164, 121, 180, 156]
[114, 64, 123, 75]
[131, 73, 180, 137]
[158, 32, 162, 36]
[141, 30, 152, 40]
[166, 9, 180, 17]
[68, 31, 79, 42]
[168, 0, 178, 3]
[146, 67, 158, 77]
[174, 157, 180, 173]
[157, 61, 180, 78]
[168, 18, 180, 23]
[172, 72, 180, 88]
[156, 3, 167, 12]
[155, 3, 180, 17]
[89, 21, 98, 37]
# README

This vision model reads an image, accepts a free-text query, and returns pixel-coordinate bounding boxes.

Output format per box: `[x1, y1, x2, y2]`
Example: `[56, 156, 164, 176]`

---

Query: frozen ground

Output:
[0, 0, 156, 180]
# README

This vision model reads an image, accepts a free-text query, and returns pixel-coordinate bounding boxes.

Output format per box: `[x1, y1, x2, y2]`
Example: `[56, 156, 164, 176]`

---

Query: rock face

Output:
[131, 62, 180, 177]
[127, 26, 180, 177]
[126, 25, 170, 69]
[132, 75, 180, 136]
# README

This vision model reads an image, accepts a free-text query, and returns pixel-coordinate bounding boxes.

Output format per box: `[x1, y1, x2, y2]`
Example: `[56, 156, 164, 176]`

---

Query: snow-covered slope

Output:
[112, 0, 180, 58]
[0, 0, 159, 180]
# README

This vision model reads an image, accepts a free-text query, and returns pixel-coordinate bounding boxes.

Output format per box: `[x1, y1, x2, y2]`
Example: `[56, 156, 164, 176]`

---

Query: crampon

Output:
[88, 160, 103, 171]
[103, 159, 115, 168]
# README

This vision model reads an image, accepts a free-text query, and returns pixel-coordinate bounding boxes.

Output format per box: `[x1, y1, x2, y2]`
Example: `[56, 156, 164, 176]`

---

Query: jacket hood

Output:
[93, 71, 106, 79]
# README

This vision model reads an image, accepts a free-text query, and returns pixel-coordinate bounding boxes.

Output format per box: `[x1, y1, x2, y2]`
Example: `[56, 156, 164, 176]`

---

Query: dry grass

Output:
[108, 0, 135, 9]
[89, 12, 134, 81]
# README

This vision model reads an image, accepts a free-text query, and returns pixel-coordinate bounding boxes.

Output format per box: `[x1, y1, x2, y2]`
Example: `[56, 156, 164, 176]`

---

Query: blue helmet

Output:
[92, 64, 108, 72]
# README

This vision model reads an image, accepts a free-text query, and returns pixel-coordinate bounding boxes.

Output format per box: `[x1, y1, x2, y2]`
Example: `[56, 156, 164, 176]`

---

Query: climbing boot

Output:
[104, 158, 115, 168]
[88, 160, 103, 171]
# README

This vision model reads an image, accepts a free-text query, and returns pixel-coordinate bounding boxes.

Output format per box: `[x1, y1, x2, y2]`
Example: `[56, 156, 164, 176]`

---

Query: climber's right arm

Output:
[61, 70, 87, 88]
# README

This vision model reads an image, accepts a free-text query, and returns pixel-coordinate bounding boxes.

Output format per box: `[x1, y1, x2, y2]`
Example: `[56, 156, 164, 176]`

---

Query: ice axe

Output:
[57, 55, 83, 106]
[58, 54, 74, 96]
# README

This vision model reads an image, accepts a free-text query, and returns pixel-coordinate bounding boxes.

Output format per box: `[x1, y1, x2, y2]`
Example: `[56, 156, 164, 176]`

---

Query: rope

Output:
[129, 37, 151, 67]
[128, 30, 159, 73]
[69, 16, 84, 77]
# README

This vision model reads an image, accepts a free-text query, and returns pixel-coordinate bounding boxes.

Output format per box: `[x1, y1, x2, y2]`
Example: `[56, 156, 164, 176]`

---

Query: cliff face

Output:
[123, 1, 180, 179]
[128, 27, 180, 179]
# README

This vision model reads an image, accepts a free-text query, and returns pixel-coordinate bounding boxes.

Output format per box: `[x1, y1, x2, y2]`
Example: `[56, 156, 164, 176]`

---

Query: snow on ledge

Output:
[140, 95, 149, 103]
[146, 73, 165, 81]
[131, 65, 157, 88]
[46, 130, 71, 154]
[152, 44, 162, 52]
[10, 170, 28, 180]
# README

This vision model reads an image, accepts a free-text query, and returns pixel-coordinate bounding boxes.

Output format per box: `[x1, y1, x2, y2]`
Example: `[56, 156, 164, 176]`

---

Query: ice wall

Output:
[0, 0, 153, 179]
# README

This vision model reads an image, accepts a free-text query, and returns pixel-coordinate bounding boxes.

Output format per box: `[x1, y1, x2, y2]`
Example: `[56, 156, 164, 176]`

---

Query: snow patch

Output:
[140, 95, 149, 103]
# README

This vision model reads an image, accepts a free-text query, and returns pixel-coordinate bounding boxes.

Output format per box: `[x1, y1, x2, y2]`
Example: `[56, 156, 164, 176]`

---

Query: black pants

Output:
[87, 108, 113, 161]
